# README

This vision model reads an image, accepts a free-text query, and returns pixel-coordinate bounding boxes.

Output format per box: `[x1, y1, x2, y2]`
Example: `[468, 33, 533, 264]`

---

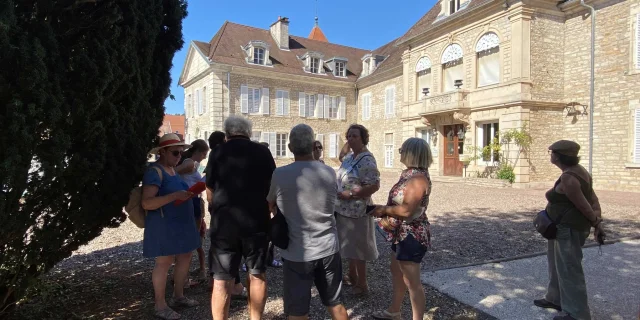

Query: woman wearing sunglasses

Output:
[313, 140, 325, 164]
[142, 133, 201, 320]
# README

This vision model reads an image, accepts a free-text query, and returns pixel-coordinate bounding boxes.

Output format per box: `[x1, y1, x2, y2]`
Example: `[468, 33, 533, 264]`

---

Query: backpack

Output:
[125, 166, 163, 228]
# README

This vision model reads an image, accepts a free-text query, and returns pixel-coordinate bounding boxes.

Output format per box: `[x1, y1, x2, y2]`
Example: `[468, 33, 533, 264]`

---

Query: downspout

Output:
[355, 85, 359, 124]
[579, 0, 596, 174]
[226, 71, 231, 125]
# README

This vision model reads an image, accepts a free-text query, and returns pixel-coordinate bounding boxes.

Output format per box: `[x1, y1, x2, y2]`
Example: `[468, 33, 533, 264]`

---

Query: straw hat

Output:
[150, 133, 191, 154]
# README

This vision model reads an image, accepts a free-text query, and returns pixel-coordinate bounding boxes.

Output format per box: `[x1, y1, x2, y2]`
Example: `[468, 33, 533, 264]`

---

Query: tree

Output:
[0, 0, 187, 311]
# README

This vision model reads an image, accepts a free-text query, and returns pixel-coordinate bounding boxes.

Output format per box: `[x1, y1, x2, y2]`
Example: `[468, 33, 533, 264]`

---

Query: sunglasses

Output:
[170, 150, 183, 157]
[314, 146, 323, 151]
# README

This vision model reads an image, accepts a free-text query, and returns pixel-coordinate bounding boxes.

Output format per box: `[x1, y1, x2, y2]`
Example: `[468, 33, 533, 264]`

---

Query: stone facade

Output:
[179, 0, 640, 191]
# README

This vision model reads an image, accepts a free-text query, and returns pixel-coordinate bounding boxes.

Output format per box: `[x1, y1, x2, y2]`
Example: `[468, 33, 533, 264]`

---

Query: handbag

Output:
[270, 207, 289, 249]
[534, 209, 560, 240]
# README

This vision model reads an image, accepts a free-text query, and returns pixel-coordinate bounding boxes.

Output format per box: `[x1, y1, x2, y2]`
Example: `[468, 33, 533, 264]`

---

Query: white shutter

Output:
[299, 92, 306, 117]
[634, 108, 640, 163]
[316, 94, 324, 118]
[241, 85, 249, 113]
[316, 133, 324, 145]
[283, 91, 290, 115]
[329, 134, 337, 158]
[269, 132, 277, 157]
[201, 87, 207, 114]
[276, 90, 283, 116]
[636, 14, 640, 70]
[261, 88, 270, 114]
[476, 124, 484, 160]
[261, 132, 269, 144]
[286, 134, 294, 158]
[339, 96, 346, 120]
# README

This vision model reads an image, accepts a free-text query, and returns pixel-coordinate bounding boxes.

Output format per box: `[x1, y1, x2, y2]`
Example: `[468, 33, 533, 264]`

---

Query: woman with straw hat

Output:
[142, 133, 201, 320]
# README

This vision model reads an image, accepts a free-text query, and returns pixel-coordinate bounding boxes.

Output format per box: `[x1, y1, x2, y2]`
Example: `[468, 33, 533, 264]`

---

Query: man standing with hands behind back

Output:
[207, 116, 276, 320]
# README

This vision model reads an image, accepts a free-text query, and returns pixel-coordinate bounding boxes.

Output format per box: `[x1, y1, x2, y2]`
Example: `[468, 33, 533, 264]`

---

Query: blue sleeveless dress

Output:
[142, 165, 200, 258]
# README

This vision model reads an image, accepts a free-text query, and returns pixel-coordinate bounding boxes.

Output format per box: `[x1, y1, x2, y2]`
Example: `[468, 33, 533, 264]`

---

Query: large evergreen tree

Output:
[0, 0, 187, 310]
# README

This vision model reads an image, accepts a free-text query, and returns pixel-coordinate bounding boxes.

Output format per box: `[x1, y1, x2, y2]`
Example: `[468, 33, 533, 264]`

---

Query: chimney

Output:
[270, 16, 289, 50]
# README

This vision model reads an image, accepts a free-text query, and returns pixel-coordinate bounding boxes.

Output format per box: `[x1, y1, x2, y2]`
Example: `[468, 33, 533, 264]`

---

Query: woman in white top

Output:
[177, 139, 210, 280]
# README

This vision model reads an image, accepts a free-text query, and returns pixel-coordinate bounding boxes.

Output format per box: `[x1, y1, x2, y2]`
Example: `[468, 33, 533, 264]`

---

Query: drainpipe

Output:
[226, 71, 231, 126]
[579, 0, 595, 174]
[355, 86, 359, 124]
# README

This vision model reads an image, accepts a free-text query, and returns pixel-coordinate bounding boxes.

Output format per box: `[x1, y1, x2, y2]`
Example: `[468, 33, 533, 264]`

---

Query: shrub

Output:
[0, 0, 187, 312]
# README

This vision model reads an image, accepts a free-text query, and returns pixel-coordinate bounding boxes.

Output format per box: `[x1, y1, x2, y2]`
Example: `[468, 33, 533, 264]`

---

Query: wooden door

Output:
[443, 124, 463, 176]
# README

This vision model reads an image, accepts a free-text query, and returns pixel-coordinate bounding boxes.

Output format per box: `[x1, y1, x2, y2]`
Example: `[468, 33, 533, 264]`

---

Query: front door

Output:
[443, 124, 464, 176]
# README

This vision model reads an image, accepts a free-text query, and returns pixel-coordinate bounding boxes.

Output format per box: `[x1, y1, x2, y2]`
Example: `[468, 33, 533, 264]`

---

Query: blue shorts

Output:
[391, 234, 427, 263]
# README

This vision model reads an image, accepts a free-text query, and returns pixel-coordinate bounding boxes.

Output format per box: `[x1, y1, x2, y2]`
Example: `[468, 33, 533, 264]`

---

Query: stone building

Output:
[180, 0, 640, 191]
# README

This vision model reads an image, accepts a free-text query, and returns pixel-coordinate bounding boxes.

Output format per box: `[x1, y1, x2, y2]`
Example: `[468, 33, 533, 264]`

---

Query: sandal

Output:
[371, 310, 401, 320]
[349, 286, 369, 297]
[231, 287, 248, 300]
[155, 307, 181, 320]
[182, 278, 199, 289]
[342, 275, 354, 286]
[170, 296, 199, 308]
[270, 259, 283, 268]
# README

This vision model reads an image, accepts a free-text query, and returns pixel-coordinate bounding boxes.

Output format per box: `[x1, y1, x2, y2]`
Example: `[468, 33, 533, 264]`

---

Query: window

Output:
[418, 129, 431, 145]
[241, 85, 269, 115]
[477, 122, 500, 163]
[634, 108, 640, 163]
[310, 58, 320, 73]
[384, 133, 394, 168]
[385, 86, 395, 117]
[276, 133, 288, 157]
[253, 47, 265, 65]
[276, 90, 290, 116]
[305, 93, 316, 117]
[362, 93, 371, 120]
[362, 59, 370, 76]
[251, 131, 261, 142]
[186, 94, 192, 118]
[195, 89, 201, 115]
[635, 13, 640, 70]
[329, 134, 339, 158]
[327, 96, 339, 119]
[442, 44, 464, 92]
[248, 87, 261, 114]
[200, 87, 207, 114]
[335, 61, 346, 77]
[261, 132, 277, 156]
[449, 0, 460, 14]
[415, 57, 433, 100]
[476, 33, 501, 87]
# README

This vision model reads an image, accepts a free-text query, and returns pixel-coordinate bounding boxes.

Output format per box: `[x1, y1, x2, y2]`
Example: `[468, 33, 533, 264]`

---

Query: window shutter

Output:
[329, 134, 337, 158]
[283, 91, 290, 115]
[339, 97, 346, 120]
[476, 124, 484, 159]
[286, 134, 294, 158]
[241, 85, 249, 113]
[195, 89, 201, 114]
[269, 132, 277, 157]
[635, 109, 640, 163]
[316, 94, 324, 118]
[261, 88, 270, 114]
[276, 91, 283, 116]
[299, 92, 306, 117]
[636, 14, 640, 70]
[316, 133, 324, 145]
[261, 132, 269, 144]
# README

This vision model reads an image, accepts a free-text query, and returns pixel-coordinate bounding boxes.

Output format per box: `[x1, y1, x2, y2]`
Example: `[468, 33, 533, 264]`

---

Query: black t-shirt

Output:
[206, 136, 276, 238]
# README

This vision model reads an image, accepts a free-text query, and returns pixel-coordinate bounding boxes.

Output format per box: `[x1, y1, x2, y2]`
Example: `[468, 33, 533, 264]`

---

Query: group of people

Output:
[140, 114, 605, 320]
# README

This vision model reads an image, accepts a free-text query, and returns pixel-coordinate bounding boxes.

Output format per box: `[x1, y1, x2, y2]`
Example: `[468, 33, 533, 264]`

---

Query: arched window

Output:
[415, 57, 433, 100]
[441, 44, 464, 92]
[476, 32, 500, 87]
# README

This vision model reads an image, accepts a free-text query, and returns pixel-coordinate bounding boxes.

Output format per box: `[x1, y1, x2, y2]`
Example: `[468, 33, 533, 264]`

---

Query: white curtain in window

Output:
[416, 69, 432, 100]
[443, 59, 464, 92]
[478, 47, 500, 87]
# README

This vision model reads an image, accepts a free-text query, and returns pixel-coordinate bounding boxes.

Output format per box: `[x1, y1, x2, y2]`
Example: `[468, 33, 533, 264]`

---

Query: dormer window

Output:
[299, 51, 325, 74]
[449, 0, 460, 14]
[360, 54, 386, 78]
[325, 57, 348, 77]
[310, 58, 320, 73]
[253, 47, 265, 65]
[242, 40, 272, 66]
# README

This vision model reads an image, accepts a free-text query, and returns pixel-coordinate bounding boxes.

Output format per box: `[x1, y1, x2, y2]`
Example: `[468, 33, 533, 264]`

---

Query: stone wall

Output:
[530, 13, 565, 102]
[562, 0, 640, 191]
[184, 72, 218, 143]
[227, 73, 356, 168]
[528, 107, 565, 182]
[357, 75, 405, 173]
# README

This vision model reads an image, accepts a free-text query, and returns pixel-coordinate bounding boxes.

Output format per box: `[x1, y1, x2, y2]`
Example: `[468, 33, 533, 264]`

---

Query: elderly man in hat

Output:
[206, 116, 276, 320]
[534, 140, 604, 320]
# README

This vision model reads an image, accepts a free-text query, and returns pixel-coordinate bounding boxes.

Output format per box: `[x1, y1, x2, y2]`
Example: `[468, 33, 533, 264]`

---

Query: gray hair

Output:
[289, 124, 315, 156]
[400, 137, 433, 169]
[224, 115, 252, 137]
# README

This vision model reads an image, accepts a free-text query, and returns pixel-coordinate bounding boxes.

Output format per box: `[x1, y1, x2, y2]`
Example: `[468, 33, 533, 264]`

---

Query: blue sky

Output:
[164, 0, 437, 114]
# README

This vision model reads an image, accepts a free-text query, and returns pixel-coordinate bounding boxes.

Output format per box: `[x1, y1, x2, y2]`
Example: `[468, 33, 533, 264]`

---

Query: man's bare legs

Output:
[211, 279, 232, 320]
[247, 273, 267, 320]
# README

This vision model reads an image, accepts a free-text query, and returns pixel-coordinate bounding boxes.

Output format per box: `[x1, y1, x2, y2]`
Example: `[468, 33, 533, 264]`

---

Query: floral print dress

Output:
[335, 151, 380, 218]
[379, 168, 432, 248]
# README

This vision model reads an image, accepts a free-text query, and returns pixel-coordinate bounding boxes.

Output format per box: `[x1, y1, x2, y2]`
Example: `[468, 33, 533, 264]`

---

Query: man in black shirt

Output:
[207, 115, 276, 320]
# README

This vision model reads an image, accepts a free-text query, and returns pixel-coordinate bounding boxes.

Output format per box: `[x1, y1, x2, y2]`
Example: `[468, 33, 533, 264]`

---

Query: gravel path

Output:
[7, 173, 640, 320]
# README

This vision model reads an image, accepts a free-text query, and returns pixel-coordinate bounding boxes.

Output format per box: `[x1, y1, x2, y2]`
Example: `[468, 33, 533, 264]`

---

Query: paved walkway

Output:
[422, 240, 640, 320]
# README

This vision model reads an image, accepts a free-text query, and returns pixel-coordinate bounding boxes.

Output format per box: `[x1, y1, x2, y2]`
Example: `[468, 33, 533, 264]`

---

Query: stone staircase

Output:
[430, 175, 512, 188]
